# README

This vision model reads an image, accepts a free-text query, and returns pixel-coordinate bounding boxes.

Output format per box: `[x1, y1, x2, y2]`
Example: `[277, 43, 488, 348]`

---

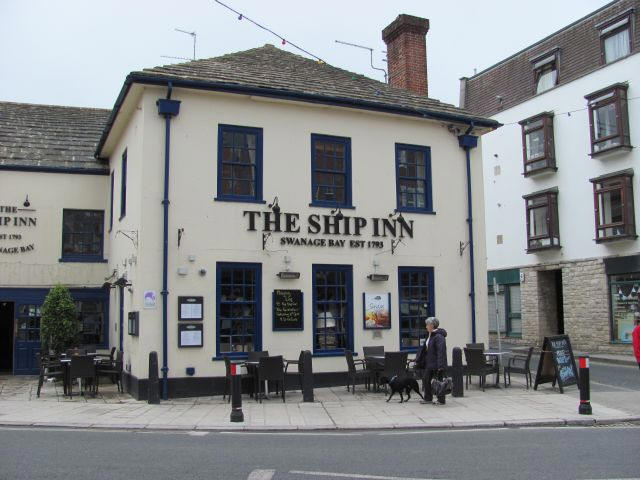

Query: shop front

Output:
[606, 254, 640, 345]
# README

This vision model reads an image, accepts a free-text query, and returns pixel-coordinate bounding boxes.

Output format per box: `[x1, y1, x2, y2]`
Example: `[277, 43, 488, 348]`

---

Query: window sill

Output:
[212, 353, 248, 361]
[589, 145, 633, 159]
[400, 347, 419, 353]
[308, 203, 355, 210]
[526, 245, 561, 254]
[395, 207, 435, 215]
[60, 257, 108, 263]
[214, 197, 266, 204]
[595, 234, 637, 244]
[523, 166, 557, 177]
[312, 351, 357, 358]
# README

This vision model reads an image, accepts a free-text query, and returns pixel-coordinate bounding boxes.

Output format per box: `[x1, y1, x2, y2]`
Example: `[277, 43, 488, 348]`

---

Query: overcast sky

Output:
[1, 0, 612, 110]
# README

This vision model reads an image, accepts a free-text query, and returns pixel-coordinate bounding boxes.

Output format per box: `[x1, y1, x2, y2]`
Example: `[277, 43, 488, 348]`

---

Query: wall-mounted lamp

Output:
[388, 209, 405, 223]
[23, 195, 30, 208]
[113, 276, 132, 288]
[330, 206, 344, 220]
[268, 196, 280, 214]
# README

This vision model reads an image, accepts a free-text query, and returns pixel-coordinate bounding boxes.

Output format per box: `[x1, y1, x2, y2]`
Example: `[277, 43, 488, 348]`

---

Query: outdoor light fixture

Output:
[101, 282, 114, 290]
[23, 195, 30, 208]
[277, 271, 301, 279]
[388, 209, 405, 223]
[113, 276, 132, 288]
[330, 206, 344, 220]
[268, 196, 280, 214]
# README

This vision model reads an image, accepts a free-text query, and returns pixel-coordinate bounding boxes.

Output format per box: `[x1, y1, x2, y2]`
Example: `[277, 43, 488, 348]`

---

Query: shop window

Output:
[310, 134, 352, 208]
[216, 263, 262, 356]
[532, 52, 558, 94]
[109, 172, 114, 232]
[523, 189, 560, 252]
[590, 170, 636, 242]
[395, 144, 433, 212]
[599, 13, 632, 64]
[398, 266, 433, 350]
[609, 272, 640, 343]
[216, 125, 263, 203]
[312, 264, 353, 354]
[488, 284, 522, 337]
[75, 300, 106, 346]
[585, 84, 631, 156]
[61, 209, 105, 262]
[120, 150, 127, 219]
[519, 113, 555, 175]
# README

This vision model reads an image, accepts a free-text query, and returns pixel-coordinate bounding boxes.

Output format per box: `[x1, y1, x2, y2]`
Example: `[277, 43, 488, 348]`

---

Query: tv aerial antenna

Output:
[335, 40, 387, 83]
[161, 28, 197, 62]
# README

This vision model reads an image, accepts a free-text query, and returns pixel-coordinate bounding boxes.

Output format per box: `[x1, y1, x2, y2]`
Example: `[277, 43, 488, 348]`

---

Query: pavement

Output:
[1, 372, 638, 432]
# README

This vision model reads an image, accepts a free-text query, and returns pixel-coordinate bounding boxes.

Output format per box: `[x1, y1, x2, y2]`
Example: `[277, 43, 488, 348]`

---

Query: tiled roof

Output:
[136, 44, 496, 126]
[0, 102, 110, 172]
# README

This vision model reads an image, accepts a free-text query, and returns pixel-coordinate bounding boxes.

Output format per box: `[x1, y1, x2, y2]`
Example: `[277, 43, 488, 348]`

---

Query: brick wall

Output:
[463, 0, 640, 116]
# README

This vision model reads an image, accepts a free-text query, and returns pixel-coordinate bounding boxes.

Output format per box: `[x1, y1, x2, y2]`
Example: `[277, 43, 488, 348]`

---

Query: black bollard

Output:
[302, 350, 314, 403]
[578, 356, 592, 415]
[451, 347, 464, 397]
[229, 363, 244, 422]
[148, 351, 160, 404]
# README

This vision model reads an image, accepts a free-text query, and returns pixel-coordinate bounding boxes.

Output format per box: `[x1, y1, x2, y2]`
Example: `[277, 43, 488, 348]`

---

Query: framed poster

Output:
[363, 292, 391, 329]
[178, 296, 203, 321]
[178, 323, 203, 348]
[273, 289, 304, 331]
[143, 291, 157, 309]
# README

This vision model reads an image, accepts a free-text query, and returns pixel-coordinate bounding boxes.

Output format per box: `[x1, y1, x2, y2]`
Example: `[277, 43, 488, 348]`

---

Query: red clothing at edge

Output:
[633, 324, 640, 363]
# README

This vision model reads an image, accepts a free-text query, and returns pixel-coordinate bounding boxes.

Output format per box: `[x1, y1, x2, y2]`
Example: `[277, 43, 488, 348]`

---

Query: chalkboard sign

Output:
[273, 290, 303, 331]
[534, 335, 578, 393]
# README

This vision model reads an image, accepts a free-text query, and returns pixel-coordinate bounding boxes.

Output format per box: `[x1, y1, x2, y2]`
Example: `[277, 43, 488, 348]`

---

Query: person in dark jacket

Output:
[414, 317, 448, 405]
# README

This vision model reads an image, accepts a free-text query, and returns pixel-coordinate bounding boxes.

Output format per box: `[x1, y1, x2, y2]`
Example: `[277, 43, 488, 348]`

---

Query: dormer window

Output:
[519, 112, 555, 176]
[599, 12, 632, 63]
[532, 52, 558, 94]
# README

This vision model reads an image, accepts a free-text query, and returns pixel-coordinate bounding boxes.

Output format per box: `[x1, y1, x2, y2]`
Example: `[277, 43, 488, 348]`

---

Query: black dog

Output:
[379, 375, 424, 403]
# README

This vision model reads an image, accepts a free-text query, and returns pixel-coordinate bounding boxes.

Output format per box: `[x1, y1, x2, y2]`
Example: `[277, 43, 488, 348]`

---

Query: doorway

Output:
[0, 302, 14, 372]
[554, 270, 565, 335]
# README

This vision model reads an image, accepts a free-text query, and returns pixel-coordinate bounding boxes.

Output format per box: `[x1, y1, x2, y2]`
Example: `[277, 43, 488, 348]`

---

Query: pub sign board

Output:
[534, 335, 579, 393]
[273, 289, 303, 331]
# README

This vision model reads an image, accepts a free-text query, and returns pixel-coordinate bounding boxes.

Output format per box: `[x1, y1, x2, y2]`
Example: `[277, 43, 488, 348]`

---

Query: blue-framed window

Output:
[74, 299, 108, 346]
[216, 262, 262, 357]
[311, 134, 352, 208]
[395, 143, 432, 213]
[216, 125, 263, 203]
[61, 209, 105, 262]
[120, 150, 127, 219]
[398, 266, 434, 351]
[109, 171, 114, 231]
[312, 264, 353, 354]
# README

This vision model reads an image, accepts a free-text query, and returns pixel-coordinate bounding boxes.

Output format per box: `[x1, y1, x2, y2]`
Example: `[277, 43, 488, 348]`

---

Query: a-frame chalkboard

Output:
[534, 335, 579, 393]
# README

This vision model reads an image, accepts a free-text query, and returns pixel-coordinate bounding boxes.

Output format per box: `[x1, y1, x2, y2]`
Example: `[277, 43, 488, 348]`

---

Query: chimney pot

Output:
[382, 14, 430, 96]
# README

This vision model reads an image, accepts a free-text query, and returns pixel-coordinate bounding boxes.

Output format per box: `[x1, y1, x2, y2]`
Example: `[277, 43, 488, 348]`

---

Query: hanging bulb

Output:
[282, 39, 286, 46]
[238, 14, 242, 20]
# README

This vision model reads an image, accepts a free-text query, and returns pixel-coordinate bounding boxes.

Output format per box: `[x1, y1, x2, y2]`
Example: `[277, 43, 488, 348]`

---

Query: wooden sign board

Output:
[273, 290, 303, 331]
[534, 335, 579, 393]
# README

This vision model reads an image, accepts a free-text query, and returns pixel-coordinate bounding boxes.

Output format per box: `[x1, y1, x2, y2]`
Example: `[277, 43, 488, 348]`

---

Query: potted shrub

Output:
[40, 285, 78, 354]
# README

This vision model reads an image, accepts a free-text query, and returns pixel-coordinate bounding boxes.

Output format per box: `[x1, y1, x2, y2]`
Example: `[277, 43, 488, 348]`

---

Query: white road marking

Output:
[247, 469, 275, 480]
[290, 471, 445, 480]
[187, 431, 209, 436]
[590, 381, 639, 392]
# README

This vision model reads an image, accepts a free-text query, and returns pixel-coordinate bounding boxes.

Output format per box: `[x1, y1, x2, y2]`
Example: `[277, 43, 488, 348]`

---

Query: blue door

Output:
[13, 303, 42, 375]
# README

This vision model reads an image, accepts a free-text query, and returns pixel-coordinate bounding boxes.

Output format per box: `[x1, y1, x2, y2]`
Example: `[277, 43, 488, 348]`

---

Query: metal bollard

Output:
[148, 351, 160, 404]
[302, 350, 314, 403]
[451, 347, 464, 397]
[229, 363, 244, 422]
[578, 355, 592, 415]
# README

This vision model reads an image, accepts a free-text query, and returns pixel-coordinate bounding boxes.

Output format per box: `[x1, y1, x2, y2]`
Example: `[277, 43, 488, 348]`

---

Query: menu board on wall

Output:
[178, 296, 203, 321]
[273, 290, 303, 331]
[178, 323, 203, 348]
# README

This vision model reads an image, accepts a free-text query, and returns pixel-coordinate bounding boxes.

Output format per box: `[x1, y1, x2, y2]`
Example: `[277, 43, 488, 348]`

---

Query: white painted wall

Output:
[105, 86, 489, 380]
[482, 53, 640, 271]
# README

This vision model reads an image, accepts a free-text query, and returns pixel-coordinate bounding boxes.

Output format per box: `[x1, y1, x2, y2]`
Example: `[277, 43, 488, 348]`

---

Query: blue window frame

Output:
[120, 150, 127, 219]
[312, 264, 353, 355]
[216, 125, 264, 203]
[216, 262, 262, 358]
[61, 209, 105, 262]
[311, 134, 352, 208]
[395, 143, 433, 213]
[109, 171, 114, 232]
[398, 266, 434, 351]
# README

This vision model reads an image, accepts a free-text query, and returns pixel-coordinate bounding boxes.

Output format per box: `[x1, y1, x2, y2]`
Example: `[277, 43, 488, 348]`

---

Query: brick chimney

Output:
[382, 14, 430, 96]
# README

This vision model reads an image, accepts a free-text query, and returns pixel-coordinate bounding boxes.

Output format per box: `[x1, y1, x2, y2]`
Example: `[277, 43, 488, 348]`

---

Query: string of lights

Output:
[213, 0, 326, 64]
[498, 95, 639, 127]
